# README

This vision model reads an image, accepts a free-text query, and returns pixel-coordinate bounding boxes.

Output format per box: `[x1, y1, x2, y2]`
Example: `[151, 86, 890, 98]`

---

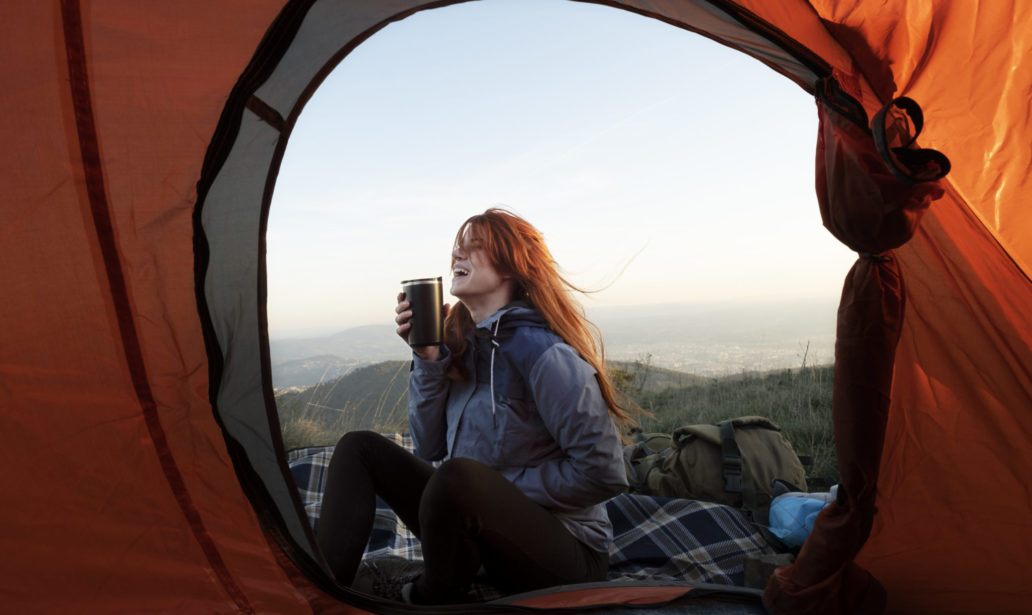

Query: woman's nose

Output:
[451, 247, 465, 260]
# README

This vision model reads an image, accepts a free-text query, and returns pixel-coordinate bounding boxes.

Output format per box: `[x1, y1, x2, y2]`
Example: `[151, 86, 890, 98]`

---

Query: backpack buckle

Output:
[723, 454, 743, 493]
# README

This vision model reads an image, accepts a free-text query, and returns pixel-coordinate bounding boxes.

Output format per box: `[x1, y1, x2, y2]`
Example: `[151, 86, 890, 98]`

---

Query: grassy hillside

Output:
[277, 359, 838, 486]
[608, 358, 708, 393]
[277, 360, 411, 447]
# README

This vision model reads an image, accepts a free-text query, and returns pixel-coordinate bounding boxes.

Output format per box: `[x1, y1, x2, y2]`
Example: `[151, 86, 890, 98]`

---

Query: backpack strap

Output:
[720, 420, 759, 520]
[719, 421, 743, 493]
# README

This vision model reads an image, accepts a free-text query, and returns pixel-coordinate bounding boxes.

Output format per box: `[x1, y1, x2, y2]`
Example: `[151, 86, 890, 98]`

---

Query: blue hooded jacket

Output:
[408, 302, 628, 552]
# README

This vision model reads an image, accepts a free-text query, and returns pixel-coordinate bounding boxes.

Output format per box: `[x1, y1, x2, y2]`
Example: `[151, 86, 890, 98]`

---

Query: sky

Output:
[266, 0, 857, 340]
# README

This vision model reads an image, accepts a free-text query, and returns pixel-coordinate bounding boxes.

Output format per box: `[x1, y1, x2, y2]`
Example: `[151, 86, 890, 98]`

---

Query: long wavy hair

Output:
[443, 207, 638, 434]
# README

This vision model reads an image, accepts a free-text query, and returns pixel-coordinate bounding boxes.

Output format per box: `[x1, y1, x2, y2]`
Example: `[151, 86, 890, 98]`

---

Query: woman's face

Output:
[450, 233, 513, 311]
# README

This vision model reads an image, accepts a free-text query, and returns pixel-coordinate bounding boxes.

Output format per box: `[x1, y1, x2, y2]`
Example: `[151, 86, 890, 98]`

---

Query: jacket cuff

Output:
[412, 345, 450, 372]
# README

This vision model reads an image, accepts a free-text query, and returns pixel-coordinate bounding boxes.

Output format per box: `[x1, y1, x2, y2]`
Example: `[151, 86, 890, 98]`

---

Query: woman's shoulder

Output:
[507, 322, 562, 351]
[504, 326, 584, 381]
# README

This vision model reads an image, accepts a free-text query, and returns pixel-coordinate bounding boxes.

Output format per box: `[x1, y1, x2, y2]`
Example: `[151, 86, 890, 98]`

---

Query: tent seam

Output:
[58, 1, 256, 612]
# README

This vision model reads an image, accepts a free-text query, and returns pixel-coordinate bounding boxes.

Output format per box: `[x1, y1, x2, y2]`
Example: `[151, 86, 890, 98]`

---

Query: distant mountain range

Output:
[270, 324, 409, 363]
[269, 326, 410, 389]
[269, 298, 838, 390]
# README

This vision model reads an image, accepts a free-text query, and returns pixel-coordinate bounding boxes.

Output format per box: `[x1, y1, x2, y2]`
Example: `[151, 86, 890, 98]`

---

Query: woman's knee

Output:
[326, 430, 386, 473]
[333, 429, 382, 450]
[433, 457, 487, 489]
[332, 429, 388, 456]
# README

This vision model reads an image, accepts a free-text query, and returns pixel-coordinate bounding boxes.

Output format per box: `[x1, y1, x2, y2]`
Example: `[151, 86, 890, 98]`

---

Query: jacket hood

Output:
[476, 300, 549, 336]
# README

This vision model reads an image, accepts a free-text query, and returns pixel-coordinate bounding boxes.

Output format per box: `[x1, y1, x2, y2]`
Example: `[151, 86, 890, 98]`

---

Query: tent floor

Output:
[489, 581, 768, 613]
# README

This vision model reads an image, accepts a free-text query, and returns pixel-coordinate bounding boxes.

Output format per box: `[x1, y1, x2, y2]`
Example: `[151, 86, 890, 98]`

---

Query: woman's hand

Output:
[395, 292, 448, 361]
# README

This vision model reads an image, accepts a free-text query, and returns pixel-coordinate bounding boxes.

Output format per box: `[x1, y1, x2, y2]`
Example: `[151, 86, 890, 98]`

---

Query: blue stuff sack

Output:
[767, 486, 838, 548]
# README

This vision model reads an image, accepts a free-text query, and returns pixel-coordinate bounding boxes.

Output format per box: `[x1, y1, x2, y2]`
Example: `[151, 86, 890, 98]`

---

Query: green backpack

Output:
[623, 416, 808, 523]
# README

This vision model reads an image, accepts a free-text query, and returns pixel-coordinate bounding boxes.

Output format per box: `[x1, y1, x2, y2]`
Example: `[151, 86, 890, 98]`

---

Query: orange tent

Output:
[2, 1, 1029, 613]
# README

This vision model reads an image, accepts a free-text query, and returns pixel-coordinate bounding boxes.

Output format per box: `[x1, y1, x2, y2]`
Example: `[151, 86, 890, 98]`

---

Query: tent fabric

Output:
[769, 3, 1032, 613]
[765, 96, 947, 614]
[2, 1, 1031, 614]
[2, 2, 318, 613]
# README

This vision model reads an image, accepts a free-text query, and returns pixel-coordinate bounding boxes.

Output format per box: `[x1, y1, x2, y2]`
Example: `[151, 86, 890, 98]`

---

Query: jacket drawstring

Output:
[489, 317, 502, 419]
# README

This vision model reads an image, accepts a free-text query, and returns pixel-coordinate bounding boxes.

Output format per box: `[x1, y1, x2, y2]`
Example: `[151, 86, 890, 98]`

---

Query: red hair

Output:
[443, 208, 637, 433]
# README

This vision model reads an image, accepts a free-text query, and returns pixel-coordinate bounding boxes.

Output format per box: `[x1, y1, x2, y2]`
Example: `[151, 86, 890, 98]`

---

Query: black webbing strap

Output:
[871, 96, 951, 185]
[720, 421, 759, 520]
[720, 421, 743, 493]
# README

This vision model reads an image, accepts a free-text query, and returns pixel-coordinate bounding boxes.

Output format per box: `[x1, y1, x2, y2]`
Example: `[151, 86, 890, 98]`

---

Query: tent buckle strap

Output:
[859, 252, 892, 262]
[722, 454, 744, 493]
[872, 96, 951, 185]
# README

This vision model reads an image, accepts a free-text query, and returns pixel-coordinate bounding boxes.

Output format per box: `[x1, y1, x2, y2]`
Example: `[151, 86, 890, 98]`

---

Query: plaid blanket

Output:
[289, 436, 424, 561]
[288, 436, 774, 598]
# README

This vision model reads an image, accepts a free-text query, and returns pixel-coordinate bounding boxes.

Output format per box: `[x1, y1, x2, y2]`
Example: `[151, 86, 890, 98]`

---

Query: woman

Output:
[316, 208, 635, 604]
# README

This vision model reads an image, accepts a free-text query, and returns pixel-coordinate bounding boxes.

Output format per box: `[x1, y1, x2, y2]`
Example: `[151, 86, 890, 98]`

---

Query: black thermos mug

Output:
[401, 277, 444, 347]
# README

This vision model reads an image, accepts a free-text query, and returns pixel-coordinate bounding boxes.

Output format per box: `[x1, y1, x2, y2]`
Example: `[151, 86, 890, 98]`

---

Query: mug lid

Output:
[401, 276, 442, 286]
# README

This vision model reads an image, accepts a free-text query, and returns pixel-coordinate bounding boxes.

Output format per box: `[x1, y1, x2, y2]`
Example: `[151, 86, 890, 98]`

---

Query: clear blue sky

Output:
[267, 0, 856, 339]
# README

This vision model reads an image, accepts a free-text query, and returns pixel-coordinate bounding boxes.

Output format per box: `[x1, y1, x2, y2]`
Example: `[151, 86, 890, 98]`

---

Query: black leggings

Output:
[316, 430, 608, 604]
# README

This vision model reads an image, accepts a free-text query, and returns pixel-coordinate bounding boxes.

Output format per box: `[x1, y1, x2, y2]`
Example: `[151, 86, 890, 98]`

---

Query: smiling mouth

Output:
[453, 267, 470, 277]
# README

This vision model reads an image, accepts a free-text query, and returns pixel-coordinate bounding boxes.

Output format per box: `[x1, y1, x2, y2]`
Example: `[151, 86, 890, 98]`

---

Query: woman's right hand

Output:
[395, 292, 446, 361]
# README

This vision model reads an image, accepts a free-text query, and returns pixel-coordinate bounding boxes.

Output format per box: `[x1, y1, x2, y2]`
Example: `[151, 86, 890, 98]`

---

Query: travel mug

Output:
[401, 277, 444, 347]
